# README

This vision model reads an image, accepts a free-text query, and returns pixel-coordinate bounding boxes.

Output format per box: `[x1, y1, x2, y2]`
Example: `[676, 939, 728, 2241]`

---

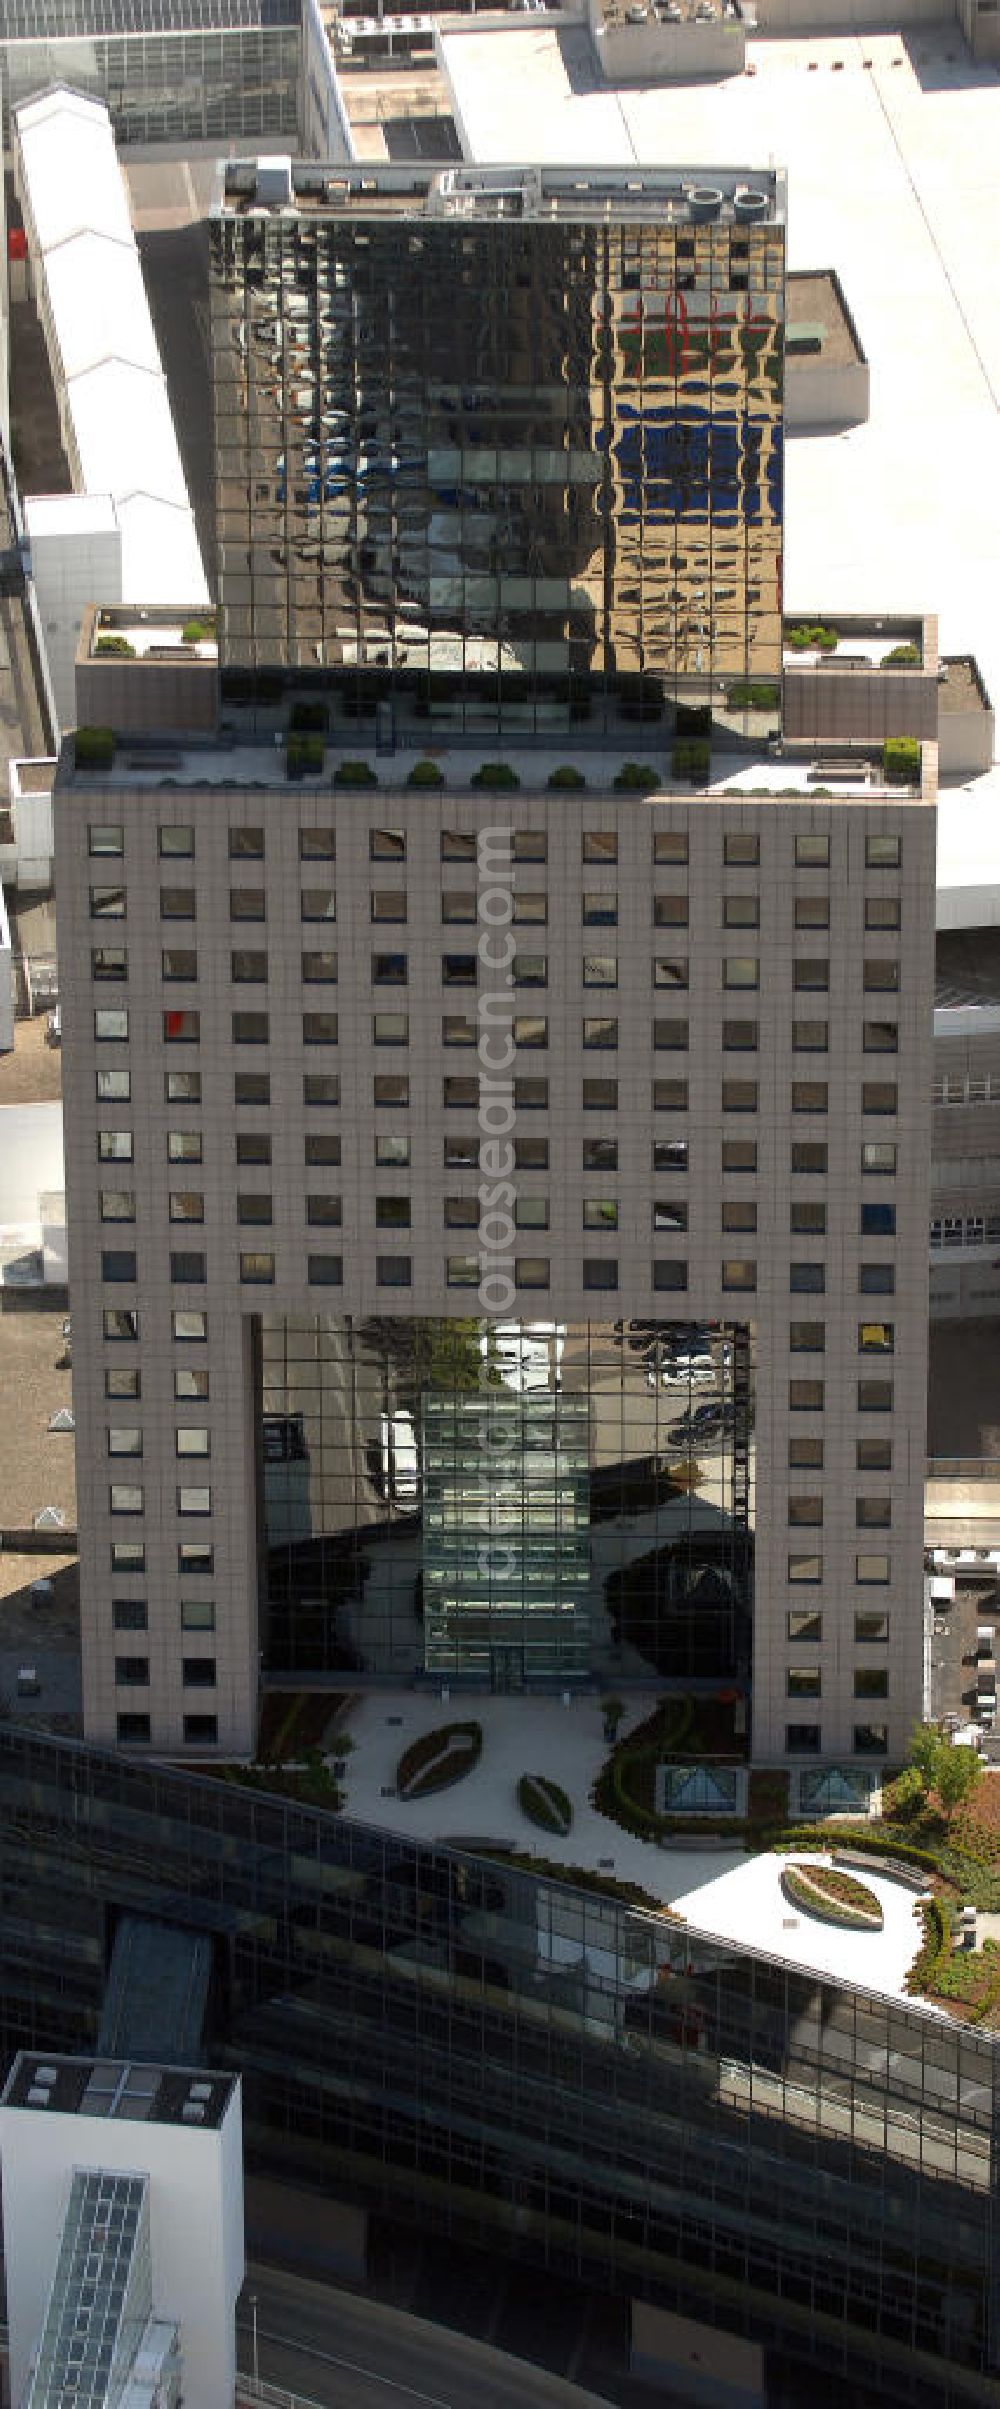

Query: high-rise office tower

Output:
[56, 161, 934, 1773]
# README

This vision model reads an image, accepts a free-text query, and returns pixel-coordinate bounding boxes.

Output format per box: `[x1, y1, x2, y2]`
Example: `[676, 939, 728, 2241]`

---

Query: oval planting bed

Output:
[518, 1774, 573, 1837]
[397, 1720, 482, 1801]
[781, 1861, 884, 1931]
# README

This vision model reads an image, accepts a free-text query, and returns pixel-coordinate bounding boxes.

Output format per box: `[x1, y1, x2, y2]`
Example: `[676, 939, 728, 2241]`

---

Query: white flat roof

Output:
[23, 493, 119, 540]
[14, 86, 209, 612]
[442, 21, 1000, 728]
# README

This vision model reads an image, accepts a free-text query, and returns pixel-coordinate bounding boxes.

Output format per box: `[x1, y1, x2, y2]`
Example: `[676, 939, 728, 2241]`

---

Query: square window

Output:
[857, 1496, 891, 1528]
[170, 1251, 205, 1283]
[584, 1200, 618, 1230]
[854, 1722, 888, 1755]
[864, 1020, 898, 1053]
[169, 1191, 204, 1224]
[792, 1021, 828, 1052]
[856, 1552, 891, 1583]
[859, 1321, 894, 1354]
[514, 832, 546, 862]
[159, 825, 194, 858]
[791, 1142, 827, 1173]
[788, 1379, 824, 1408]
[442, 955, 477, 986]
[177, 1484, 211, 1515]
[89, 824, 124, 856]
[724, 834, 760, 866]
[231, 949, 268, 984]
[789, 1437, 823, 1468]
[175, 1369, 210, 1400]
[652, 1259, 688, 1291]
[308, 1255, 343, 1284]
[654, 832, 689, 864]
[791, 1263, 825, 1294]
[582, 1080, 614, 1110]
[229, 827, 264, 858]
[445, 1197, 478, 1229]
[373, 1013, 408, 1046]
[513, 894, 547, 926]
[857, 1438, 892, 1471]
[167, 1071, 201, 1104]
[788, 1552, 822, 1582]
[303, 1014, 337, 1045]
[178, 1542, 213, 1573]
[866, 835, 901, 868]
[302, 950, 337, 983]
[654, 895, 689, 927]
[95, 1008, 129, 1042]
[102, 1249, 137, 1283]
[722, 1258, 756, 1291]
[108, 1427, 142, 1457]
[515, 955, 548, 987]
[858, 1378, 893, 1410]
[789, 1323, 824, 1352]
[239, 1252, 274, 1284]
[516, 1257, 551, 1288]
[98, 1132, 133, 1164]
[787, 1666, 821, 1697]
[93, 945, 128, 981]
[97, 1069, 131, 1101]
[786, 1723, 821, 1753]
[787, 1609, 822, 1642]
[112, 1541, 145, 1572]
[583, 1017, 617, 1049]
[792, 1082, 828, 1112]
[654, 1018, 690, 1051]
[376, 1197, 410, 1228]
[306, 1194, 342, 1226]
[654, 1080, 688, 1111]
[722, 1020, 758, 1052]
[583, 832, 617, 862]
[447, 1256, 479, 1286]
[90, 884, 126, 920]
[183, 1656, 217, 1687]
[516, 1015, 549, 1048]
[866, 898, 901, 931]
[653, 958, 688, 990]
[184, 1714, 218, 1744]
[724, 895, 760, 928]
[788, 1494, 822, 1526]
[376, 1136, 410, 1167]
[374, 1076, 409, 1107]
[860, 1263, 895, 1295]
[371, 890, 407, 922]
[117, 1713, 151, 1743]
[300, 828, 336, 861]
[236, 1193, 272, 1226]
[791, 1202, 826, 1235]
[795, 896, 829, 929]
[377, 1256, 412, 1286]
[113, 1600, 147, 1631]
[160, 888, 196, 919]
[304, 1074, 339, 1106]
[442, 831, 477, 862]
[371, 828, 406, 860]
[172, 1308, 207, 1341]
[863, 1083, 898, 1114]
[235, 1073, 269, 1105]
[584, 956, 617, 987]
[721, 1140, 755, 1172]
[855, 1611, 889, 1643]
[724, 957, 758, 989]
[110, 1483, 143, 1515]
[236, 1132, 271, 1166]
[722, 1200, 756, 1232]
[106, 1367, 140, 1398]
[176, 1427, 210, 1458]
[795, 835, 830, 867]
[722, 1080, 757, 1112]
[182, 1599, 216, 1631]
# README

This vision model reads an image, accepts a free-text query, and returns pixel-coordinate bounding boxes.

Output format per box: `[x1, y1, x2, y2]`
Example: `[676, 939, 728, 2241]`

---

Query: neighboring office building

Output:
[0, 2049, 244, 2409]
[0, 1721, 997, 2409]
[55, 161, 934, 1769]
[0, 0, 348, 156]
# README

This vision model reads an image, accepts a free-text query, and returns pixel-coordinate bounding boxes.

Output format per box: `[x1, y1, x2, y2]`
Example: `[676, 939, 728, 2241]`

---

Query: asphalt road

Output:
[237, 2265, 614, 2409]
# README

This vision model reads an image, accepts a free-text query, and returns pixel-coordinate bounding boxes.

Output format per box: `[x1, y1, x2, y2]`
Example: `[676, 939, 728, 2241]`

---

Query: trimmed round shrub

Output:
[547, 765, 587, 790]
[181, 619, 210, 644]
[614, 761, 658, 794]
[811, 625, 839, 652]
[781, 1861, 884, 1929]
[471, 762, 520, 791]
[397, 1720, 482, 1800]
[518, 1773, 573, 1836]
[333, 760, 378, 789]
[883, 642, 920, 667]
[407, 759, 445, 789]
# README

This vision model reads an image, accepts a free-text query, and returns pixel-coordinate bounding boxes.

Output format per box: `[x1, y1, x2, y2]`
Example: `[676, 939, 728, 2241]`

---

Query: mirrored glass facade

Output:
[260, 1315, 754, 1683]
[211, 165, 785, 739]
[0, 1723, 997, 2409]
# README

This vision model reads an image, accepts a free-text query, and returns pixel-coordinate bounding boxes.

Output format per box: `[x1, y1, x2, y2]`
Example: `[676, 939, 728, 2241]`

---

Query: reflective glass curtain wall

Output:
[211, 188, 784, 738]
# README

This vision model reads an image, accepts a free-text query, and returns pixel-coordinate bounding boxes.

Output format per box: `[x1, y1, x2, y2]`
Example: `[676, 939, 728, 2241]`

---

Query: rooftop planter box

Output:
[332, 759, 377, 789]
[397, 1719, 482, 1800]
[74, 726, 116, 770]
[407, 759, 445, 789]
[883, 737, 921, 785]
[614, 761, 658, 794]
[547, 765, 586, 790]
[780, 1861, 884, 1929]
[471, 762, 520, 791]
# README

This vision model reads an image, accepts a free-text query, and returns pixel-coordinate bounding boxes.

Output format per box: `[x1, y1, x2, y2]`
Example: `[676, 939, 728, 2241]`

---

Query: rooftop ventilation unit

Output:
[686, 185, 723, 221]
[734, 185, 769, 219]
[256, 159, 293, 208]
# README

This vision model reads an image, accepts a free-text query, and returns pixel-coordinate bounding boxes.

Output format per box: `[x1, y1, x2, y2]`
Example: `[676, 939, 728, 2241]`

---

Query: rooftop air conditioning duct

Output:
[256, 158, 294, 209]
[687, 185, 723, 221]
[734, 186, 769, 219]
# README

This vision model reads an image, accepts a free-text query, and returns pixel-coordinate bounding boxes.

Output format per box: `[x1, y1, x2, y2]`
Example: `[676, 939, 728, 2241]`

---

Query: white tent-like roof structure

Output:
[14, 86, 209, 610]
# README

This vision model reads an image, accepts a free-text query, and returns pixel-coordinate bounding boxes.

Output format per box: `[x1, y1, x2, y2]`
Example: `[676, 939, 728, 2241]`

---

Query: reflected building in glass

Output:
[210, 162, 785, 740]
[0, 0, 342, 154]
[421, 1391, 591, 1681]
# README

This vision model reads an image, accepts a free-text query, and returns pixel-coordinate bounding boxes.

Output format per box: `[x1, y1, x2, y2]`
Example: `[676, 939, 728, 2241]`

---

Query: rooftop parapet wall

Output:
[782, 613, 938, 747]
[75, 604, 218, 738]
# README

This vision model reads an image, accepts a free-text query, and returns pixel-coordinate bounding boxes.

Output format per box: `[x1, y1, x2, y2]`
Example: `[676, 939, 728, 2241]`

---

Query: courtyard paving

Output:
[341, 1691, 927, 1998]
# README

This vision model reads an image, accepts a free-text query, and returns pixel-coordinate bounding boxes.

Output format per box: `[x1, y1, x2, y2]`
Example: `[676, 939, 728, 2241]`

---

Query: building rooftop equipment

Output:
[2, 2052, 236, 2132]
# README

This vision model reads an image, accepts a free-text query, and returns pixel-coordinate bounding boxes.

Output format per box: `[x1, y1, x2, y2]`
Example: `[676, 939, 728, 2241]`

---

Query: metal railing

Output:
[236, 2379, 327, 2409]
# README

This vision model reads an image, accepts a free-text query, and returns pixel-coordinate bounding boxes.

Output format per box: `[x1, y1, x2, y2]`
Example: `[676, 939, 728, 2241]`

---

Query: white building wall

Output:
[0, 2083, 244, 2409]
[0, 876, 14, 1054]
[25, 495, 123, 736]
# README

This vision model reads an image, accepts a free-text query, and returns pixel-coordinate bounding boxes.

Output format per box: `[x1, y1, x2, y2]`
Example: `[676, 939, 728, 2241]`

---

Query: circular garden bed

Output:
[397, 1720, 482, 1801]
[518, 1774, 573, 1836]
[781, 1861, 884, 1930]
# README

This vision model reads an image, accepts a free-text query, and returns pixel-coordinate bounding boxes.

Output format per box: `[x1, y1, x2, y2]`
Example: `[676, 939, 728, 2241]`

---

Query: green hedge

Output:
[407, 759, 445, 788]
[95, 635, 135, 658]
[614, 761, 658, 794]
[883, 737, 921, 784]
[182, 619, 213, 645]
[287, 733, 325, 778]
[333, 759, 377, 789]
[786, 623, 839, 653]
[397, 1720, 482, 1799]
[472, 762, 520, 791]
[547, 765, 587, 790]
[882, 643, 920, 667]
[592, 1697, 697, 1840]
[671, 739, 710, 785]
[518, 1773, 573, 1835]
[74, 726, 116, 768]
[727, 681, 780, 711]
